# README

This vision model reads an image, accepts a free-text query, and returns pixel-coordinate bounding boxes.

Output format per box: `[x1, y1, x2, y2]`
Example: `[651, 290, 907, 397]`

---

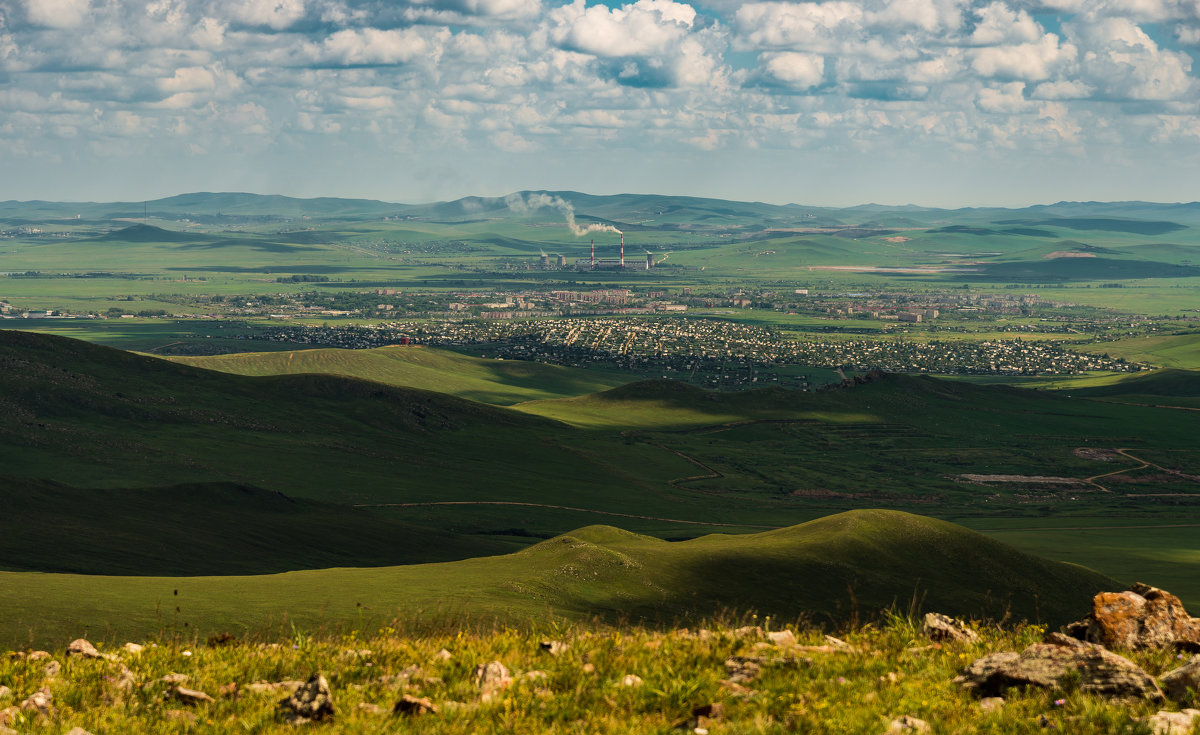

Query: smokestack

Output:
[620, 234, 625, 268]
[590, 239, 595, 268]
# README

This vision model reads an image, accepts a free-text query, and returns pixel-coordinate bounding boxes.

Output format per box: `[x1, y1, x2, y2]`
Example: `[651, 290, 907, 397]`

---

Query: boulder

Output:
[956, 633, 1161, 699]
[1076, 584, 1200, 651]
[0, 707, 18, 726]
[767, 630, 797, 647]
[539, 640, 568, 656]
[472, 661, 512, 698]
[122, 643, 144, 655]
[1160, 655, 1200, 701]
[279, 674, 335, 725]
[1143, 709, 1200, 735]
[393, 694, 438, 716]
[924, 613, 980, 643]
[20, 687, 53, 717]
[66, 639, 112, 660]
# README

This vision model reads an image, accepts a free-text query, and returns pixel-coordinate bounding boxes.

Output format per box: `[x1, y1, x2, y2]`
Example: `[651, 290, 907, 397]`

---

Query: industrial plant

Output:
[568, 235, 654, 270]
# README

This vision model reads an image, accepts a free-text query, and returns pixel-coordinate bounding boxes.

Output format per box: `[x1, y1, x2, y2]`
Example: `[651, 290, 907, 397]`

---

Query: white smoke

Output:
[505, 192, 622, 236]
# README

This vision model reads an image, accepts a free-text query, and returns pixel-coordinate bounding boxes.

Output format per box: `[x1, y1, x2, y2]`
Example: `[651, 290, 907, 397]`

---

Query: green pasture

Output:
[0, 511, 1115, 648]
[166, 345, 634, 405]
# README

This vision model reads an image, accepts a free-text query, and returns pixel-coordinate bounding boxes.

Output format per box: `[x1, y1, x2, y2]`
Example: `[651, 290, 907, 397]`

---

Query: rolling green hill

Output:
[0, 510, 1117, 648]
[0, 476, 510, 576]
[164, 345, 634, 405]
[0, 329, 697, 517]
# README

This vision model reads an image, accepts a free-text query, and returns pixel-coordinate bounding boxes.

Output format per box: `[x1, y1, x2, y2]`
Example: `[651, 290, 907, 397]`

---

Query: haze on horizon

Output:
[1, 0, 1198, 208]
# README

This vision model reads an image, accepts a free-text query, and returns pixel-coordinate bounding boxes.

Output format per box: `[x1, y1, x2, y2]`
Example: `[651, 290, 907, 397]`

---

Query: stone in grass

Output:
[539, 640, 569, 656]
[20, 688, 53, 717]
[1160, 655, 1200, 701]
[886, 715, 931, 733]
[245, 680, 305, 695]
[1143, 709, 1200, 735]
[433, 649, 452, 661]
[0, 707, 19, 727]
[956, 633, 1161, 699]
[173, 686, 216, 705]
[279, 674, 335, 725]
[979, 697, 1005, 712]
[620, 674, 644, 687]
[724, 657, 762, 685]
[393, 694, 438, 716]
[923, 613, 980, 644]
[67, 639, 114, 661]
[767, 630, 797, 647]
[64, 728, 95, 735]
[122, 643, 144, 655]
[472, 661, 512, 699]
[0, 687, 9, 701]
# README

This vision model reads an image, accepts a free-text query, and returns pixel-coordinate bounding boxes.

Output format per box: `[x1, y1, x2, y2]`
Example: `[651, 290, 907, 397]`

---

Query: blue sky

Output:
[0, 0, 1198, 207]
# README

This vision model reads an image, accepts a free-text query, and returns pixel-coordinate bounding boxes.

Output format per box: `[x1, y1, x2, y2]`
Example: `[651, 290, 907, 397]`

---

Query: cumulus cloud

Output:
[21, 0, 91, 28]
[0, 0, 1198, 198]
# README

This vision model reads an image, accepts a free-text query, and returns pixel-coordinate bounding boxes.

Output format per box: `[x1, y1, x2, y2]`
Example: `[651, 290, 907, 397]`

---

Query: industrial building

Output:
[574, 235, 655, 270]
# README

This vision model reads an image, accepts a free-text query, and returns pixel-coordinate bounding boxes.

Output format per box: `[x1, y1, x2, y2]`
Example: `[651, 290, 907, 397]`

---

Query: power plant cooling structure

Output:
[576, 235, 653, 270]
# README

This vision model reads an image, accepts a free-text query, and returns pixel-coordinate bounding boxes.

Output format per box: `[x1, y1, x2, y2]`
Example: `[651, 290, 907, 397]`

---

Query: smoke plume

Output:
[505, 193, 622, 236]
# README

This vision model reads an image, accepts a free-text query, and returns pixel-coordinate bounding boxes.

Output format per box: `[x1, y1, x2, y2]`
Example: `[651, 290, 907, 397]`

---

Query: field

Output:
[3, 192, 1200, 654]
[0, 511, 1114, 648]
[3, 613, 1188, 735]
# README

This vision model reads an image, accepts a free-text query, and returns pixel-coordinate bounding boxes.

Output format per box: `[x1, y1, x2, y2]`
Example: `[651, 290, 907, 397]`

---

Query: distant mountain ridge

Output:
[2, 191, 1198, 229]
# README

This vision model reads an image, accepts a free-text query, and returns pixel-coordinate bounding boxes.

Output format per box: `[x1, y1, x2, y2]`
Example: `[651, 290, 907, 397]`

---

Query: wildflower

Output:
[182, 651, 193, 657]
[1053, 699, 1065, 706]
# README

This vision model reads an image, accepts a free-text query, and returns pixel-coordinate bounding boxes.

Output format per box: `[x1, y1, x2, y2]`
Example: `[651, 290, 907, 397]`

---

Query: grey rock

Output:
[65, 727, 95, 735]
[122, 643, 144, 655]
[539, 640, 569, 656]
[924, 612, 980, 643]
[620, 674, 644, 687]
[980, 697, 1005, 712]
[159, 673, 189, 685]
[767, 630, 797, 647]
[956, 636, 1161, 699]
[19, 687, 53, 717]
[42, 660, 61, 678]
[1160, 655, 1200, 701]
[472, 661, 512, 698]
[67, 639, 112, 660]
[279, 674, 334, 724]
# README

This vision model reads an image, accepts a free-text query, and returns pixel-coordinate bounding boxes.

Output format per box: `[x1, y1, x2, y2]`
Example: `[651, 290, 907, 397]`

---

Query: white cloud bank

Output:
[0, 0, 1198, 202]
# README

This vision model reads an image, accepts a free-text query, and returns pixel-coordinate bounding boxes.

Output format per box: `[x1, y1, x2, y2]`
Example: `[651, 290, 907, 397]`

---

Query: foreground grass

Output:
[0, 616, 1188, 734]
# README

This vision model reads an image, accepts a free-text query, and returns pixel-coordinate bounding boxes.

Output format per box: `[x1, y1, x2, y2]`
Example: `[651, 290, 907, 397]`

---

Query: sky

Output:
[1, 0, 1199, 207]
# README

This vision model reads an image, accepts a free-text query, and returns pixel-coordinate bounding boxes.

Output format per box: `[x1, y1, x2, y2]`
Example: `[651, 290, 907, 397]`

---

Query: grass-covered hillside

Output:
[0, 511, 1115, 649]
[165, 345, 634, 405]
[1, 609, 1192, 734]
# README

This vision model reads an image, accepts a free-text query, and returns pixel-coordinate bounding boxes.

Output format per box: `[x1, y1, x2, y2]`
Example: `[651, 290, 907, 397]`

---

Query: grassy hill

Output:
[0, 476, 510, 576]
[164, 345, 634, 405]
[0, 328, 698, 522]
[0, 510, 1117, 648]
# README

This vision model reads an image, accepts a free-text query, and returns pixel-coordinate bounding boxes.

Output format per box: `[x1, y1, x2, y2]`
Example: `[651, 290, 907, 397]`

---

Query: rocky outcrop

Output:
[66, 639, 113, 661]
[1068, 584, 1200, 651]
[956, 633, 1161, 699]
